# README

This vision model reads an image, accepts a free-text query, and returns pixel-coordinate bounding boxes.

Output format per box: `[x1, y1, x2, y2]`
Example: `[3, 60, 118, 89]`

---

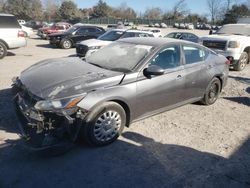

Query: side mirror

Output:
[144, 65, 164, 77]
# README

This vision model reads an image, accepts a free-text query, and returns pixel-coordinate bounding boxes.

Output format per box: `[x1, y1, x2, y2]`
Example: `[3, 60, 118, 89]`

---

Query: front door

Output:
[135, 45, 186, 119]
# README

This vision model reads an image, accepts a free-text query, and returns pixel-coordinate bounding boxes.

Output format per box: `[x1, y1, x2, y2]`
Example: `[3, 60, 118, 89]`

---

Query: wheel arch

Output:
[214, 75, 223, 91]
[0, 39, 9, 49]
[109, 99, 131, 128]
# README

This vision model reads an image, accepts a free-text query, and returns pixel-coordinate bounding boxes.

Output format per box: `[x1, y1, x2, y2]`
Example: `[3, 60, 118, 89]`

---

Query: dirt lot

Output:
[0, 28, 250, 188]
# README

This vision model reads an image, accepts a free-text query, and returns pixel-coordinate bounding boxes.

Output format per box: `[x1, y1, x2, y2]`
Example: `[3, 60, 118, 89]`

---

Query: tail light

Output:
[225, 60, 231, 65]
[18, 30, 25, 37]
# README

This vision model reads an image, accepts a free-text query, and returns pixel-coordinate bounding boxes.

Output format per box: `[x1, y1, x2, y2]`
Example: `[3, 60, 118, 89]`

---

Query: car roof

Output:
[117, 37, 193, 47]
[126, 30, 153, 34]
[108, 29, 126, 32]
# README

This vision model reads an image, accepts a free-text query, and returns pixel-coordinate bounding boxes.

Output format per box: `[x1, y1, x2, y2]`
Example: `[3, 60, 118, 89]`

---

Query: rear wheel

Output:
[201, 77, 221, 105]
[0, 41, 7, 59]
[82, 102, 126, 146]
[60, 39, 72, 49]
[234, 52, 248, 71]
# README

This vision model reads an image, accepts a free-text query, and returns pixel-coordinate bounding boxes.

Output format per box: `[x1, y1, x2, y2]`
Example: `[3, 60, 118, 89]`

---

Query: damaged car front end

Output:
[12, 77, 88, 151]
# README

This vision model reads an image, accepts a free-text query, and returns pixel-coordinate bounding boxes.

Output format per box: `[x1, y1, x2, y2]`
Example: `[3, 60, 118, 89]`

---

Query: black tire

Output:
[60, 39, 72, 49]
[0, 41, 7, 59]
[201, 77, 221, 105]
[233, 52, 248, 71]
[82, 102, 126, 146]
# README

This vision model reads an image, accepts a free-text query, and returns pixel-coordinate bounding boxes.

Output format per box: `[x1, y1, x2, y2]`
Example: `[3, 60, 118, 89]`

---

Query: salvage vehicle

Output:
[13, 38, 229, 150]
[76, 29, 154, 57]
[200, 24, 250, 71]
[48, 25, 105, 49]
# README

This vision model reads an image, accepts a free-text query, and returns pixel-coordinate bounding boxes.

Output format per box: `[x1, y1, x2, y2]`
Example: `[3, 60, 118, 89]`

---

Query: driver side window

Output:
[151, 45, 181, 69]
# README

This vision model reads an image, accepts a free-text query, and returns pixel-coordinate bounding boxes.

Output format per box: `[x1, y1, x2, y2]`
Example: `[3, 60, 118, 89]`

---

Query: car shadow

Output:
[7, 52, 16, 57]
[246, 87, 250, 94]
[0, 88, 20, 134]
[229, 75, 250, 85]
[223, 97, 250, 107]
[0, 88, 250, 187]
[0, 132, 249, 188]
[36, 44, 57, 49]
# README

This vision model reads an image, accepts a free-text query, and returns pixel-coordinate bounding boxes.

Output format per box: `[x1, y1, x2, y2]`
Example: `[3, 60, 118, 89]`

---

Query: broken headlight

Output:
[34, 95, 85, 111]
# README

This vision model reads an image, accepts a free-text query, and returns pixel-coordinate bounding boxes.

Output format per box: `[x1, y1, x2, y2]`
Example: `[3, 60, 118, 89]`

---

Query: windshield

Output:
[65, 26, 78, 33]
[217, 25, 250, 35]
[86, 42, 153, 72]
[98, 30, 124, 41]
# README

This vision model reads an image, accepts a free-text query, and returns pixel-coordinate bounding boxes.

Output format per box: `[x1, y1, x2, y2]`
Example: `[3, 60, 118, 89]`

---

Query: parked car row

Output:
[148, 22, 167, 28]
[173, 23, 194, 30]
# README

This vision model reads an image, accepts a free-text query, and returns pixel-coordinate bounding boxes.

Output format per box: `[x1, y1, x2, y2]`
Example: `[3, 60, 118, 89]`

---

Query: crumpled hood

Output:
[201, 34, 245, 41]
[20, 57, 124, 99]
[79, 39, 112, 47]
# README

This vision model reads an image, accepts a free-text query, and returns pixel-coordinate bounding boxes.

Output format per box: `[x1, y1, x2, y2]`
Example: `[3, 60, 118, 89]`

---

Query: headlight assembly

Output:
[88, 46, 101, 50]
[228, 41, 240, 48]
[34, 95, 85, 111]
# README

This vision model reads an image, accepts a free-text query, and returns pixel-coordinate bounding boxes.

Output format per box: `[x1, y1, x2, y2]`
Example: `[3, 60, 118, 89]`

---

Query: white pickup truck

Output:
[200, 24, 250, 71]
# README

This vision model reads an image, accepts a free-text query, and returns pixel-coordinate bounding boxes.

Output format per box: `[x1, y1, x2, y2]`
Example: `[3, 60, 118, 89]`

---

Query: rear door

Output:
[181, 44, 210, 99]
[135, 45, 186, 119]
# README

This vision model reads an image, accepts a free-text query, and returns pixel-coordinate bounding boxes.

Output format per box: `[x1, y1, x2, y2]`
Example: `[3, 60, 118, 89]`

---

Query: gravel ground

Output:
[0, 28, 250, 188]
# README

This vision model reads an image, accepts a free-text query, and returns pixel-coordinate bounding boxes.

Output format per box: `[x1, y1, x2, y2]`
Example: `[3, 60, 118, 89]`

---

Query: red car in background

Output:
[37, 22, 72, 39]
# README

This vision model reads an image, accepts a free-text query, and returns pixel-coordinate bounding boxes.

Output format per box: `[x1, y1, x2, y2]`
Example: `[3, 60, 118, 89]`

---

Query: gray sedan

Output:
[13, 38, 229, 150]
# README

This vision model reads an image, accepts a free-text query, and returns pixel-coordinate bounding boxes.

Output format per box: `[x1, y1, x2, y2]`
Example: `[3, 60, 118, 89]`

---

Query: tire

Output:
[82, 102, 126, 146]
[0, 41, 7, 59]
[233, 52, 248, 71]
[60, 39, 72, 49]
[201, 77, 221, 105]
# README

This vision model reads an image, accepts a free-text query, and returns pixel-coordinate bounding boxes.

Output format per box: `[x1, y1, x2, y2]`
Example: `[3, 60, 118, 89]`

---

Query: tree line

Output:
[0, 0, 250, 24]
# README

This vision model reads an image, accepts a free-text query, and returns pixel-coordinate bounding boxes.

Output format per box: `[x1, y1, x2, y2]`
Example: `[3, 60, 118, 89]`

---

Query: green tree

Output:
[4, 0, 43, 20]
[91, 0, 111, 18]
[58, 0, 80, 22]
[222, 4, 250, 24]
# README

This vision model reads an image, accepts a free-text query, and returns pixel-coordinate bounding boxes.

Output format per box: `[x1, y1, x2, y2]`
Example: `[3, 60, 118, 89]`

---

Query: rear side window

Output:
[120, 32, 135, 39]
[183, 45, 206, 64]
[0, 15, 20, 28]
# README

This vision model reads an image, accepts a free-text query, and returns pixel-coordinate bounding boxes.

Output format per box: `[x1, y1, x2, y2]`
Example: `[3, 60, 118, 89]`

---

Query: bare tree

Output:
[172, 0, 189, 20]
[207, 0, 221, 24]
[144, 7, 162, 19]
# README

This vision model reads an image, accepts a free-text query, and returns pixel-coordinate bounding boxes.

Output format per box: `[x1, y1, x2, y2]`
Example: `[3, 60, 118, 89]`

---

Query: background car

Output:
[165, 32, 199, 43]
[144, 29, 162, 37]
[48, 25, 105, 49]
[13, 37, 229, 148]
[21, 25, 33, 37]
[37, 22, 72, 39]
[0, 14, 26, 59]
[76, 29, 154, 57]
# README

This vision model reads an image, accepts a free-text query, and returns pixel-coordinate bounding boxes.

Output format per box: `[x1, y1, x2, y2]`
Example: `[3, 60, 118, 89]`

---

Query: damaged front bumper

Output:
[12, 80, 87, 152]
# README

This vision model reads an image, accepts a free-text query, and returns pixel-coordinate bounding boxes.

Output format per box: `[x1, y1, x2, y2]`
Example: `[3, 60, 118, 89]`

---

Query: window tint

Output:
[76, 27, 87, 34]
[0, 15, 20, 28]
[151, 46, 181, 69]
[188, 34, 197, 39]
[88, 27, 97, 33]
[183, 45, 205, 64]
[119, 32, 135, 39]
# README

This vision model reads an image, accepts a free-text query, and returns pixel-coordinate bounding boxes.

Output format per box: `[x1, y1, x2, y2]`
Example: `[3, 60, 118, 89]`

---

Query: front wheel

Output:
[82, 102, 126, 146]
[60, 39, 72, 49]
[201, 77, 221, 105]
[234, 52, 248, 71]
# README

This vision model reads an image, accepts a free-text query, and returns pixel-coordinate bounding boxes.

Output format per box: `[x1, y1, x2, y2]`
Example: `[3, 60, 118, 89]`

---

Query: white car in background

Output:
[76, 29, 154, 58]
[144, 29, 162, 37]
[21, 25, 33, 37]
[18, 19, 26, 25]
[0, 14, 26, 59]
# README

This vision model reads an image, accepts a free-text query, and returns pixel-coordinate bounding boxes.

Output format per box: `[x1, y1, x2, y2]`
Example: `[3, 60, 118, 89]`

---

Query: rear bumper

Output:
[8, 38, 27, 49]
[49, 39, 61, 46]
